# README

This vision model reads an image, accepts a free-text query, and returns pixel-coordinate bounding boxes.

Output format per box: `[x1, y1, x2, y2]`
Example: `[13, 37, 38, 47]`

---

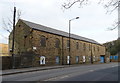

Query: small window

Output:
[55, 38, 60, 48]
[83, 43, 86, 51]
[18, 25, 21, 27]
[76, 42, 79, 49]
[67, 40, 70, 48]
[40, 36, 46, 47]
[76, 56, 79, 63]
[98, 46, 99, 51]
[94, 47, 95, 51]
[56, 56, 60, 64]
[89, 44, 91, 51]
[24, 36, 27, 47]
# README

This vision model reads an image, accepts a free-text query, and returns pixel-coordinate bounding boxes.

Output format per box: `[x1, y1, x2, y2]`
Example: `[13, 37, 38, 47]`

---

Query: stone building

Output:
[9, 19, 106, 67]
[0, 43, 9, 56]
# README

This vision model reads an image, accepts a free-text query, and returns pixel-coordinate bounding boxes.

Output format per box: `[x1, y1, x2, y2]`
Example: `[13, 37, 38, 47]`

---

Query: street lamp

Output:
[69, 17, 79, 65]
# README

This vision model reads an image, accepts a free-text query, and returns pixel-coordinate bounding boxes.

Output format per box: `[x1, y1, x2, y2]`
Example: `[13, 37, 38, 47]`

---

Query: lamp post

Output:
[69, 17, 79, 65]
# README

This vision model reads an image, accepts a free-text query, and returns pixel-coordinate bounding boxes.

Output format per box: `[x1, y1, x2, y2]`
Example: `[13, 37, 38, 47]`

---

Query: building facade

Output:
[0, 43, 9, 56]
[9, 19, 106, 67]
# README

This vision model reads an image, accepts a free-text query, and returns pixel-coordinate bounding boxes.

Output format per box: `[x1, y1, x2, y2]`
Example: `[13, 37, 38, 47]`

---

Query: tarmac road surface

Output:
[2, 62, 119, 82]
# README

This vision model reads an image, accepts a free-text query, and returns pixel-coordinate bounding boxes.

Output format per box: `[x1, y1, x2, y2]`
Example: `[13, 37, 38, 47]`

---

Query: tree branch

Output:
[62, 0, 88, 9]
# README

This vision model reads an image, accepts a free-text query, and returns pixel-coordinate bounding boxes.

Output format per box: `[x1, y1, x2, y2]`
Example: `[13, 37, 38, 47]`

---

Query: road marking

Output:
[44, 75, 69, 81]
[60, 75, 69, 79]
[89, 70, 94, 72]
[112, 66, 115, 67]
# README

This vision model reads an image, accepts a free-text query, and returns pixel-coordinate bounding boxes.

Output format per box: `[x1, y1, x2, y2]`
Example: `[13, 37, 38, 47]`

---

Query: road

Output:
[2, 63, 119, 82]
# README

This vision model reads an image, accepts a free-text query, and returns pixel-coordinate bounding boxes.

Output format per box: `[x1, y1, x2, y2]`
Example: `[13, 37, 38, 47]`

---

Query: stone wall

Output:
[31, 29, 106, 66]
[9, 20, 106, 67]
[1, 56, 12, 70]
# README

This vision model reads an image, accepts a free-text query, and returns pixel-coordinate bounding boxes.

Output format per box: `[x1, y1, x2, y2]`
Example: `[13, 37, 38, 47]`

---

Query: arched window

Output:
[40, 36, 46, 47]
[55, 38, 60, 48]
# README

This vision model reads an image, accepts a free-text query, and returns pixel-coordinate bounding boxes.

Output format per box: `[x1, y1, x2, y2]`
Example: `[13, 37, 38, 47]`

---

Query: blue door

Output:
[114, 56, 118, 60]
[110, 56, 113, 59]
[100, 56, 104, 63]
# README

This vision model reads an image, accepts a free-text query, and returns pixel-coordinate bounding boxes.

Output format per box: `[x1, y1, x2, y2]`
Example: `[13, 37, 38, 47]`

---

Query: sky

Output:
[0, 0, 118, 44]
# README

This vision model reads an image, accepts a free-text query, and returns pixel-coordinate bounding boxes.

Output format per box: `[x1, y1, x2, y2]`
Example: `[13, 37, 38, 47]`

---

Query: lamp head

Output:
[76, 17, 79, 19]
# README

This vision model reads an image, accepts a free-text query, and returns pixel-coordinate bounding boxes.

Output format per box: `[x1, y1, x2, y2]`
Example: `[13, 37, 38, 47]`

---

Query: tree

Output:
[104, 39, 120, 55]
[2, 9, 22, 34]
[62, 0, 119, 31]
[1, 7, 22, 42]
[62, 0, 119, 10]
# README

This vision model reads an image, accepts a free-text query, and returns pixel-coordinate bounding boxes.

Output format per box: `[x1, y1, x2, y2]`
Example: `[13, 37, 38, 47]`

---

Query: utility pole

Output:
[12, 6, 16, 69]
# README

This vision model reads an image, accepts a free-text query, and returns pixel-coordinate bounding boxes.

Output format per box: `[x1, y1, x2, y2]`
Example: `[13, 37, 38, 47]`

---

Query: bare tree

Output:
[103, 0, 119, 13]
[62, 0, 119, 10]
[62, 0, 119, 31]
[2, 8, 22, 40]
[62, 0, 89, 9]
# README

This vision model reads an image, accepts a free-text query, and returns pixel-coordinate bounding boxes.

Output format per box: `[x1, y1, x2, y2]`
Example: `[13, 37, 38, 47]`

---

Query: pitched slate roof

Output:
[20, 19, 101, 45]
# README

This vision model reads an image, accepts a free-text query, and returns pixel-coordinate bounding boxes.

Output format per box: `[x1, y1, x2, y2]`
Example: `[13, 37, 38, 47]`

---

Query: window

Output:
[55, 38, 60, 48]
[83, 43, 86, 51]
[94, 47, 95, 51]
[76, 42, 79, 49]
[40, 56, 45, 65]
[67, 40, 70, 48]
[24, 36, 26, 47]
[89, 44, 91, 51]
[18, 25, 21, 27]
[56, 56, 60, 64]
[83, 56, 86, 62]
[97, 46, 99, 51]
[76, 56, 79, 63]
[67, 56, 70, 64]
[40, 36, 46, 47]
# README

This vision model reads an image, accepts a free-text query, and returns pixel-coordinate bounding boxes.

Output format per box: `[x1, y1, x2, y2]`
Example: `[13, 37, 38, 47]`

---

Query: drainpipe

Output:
[91, 43, 93, 64]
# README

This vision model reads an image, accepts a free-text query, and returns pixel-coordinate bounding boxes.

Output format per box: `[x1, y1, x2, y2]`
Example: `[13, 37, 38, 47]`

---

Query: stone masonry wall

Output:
[31, 29, 106, 66]
[9, 20, 106, 67]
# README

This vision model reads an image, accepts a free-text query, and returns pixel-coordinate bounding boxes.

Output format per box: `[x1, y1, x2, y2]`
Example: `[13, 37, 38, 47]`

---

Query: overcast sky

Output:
[0, 0, 118, 44]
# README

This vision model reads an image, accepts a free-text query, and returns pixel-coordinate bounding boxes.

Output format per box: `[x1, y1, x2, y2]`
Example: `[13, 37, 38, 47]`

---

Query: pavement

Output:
[1, 62, 114, 76]
[1, 65, 66, 76]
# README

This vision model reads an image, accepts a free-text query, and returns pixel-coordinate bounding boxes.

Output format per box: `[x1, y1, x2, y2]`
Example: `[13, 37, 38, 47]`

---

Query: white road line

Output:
[60, 75, 69, 79]
[89, 70, 94, 72]
[44, 75, 69, 81]
[112, 66, 115, 67]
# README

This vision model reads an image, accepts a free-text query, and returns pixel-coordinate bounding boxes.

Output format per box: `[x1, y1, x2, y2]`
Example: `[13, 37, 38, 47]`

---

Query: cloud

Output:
[1, 0, 118, 44]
